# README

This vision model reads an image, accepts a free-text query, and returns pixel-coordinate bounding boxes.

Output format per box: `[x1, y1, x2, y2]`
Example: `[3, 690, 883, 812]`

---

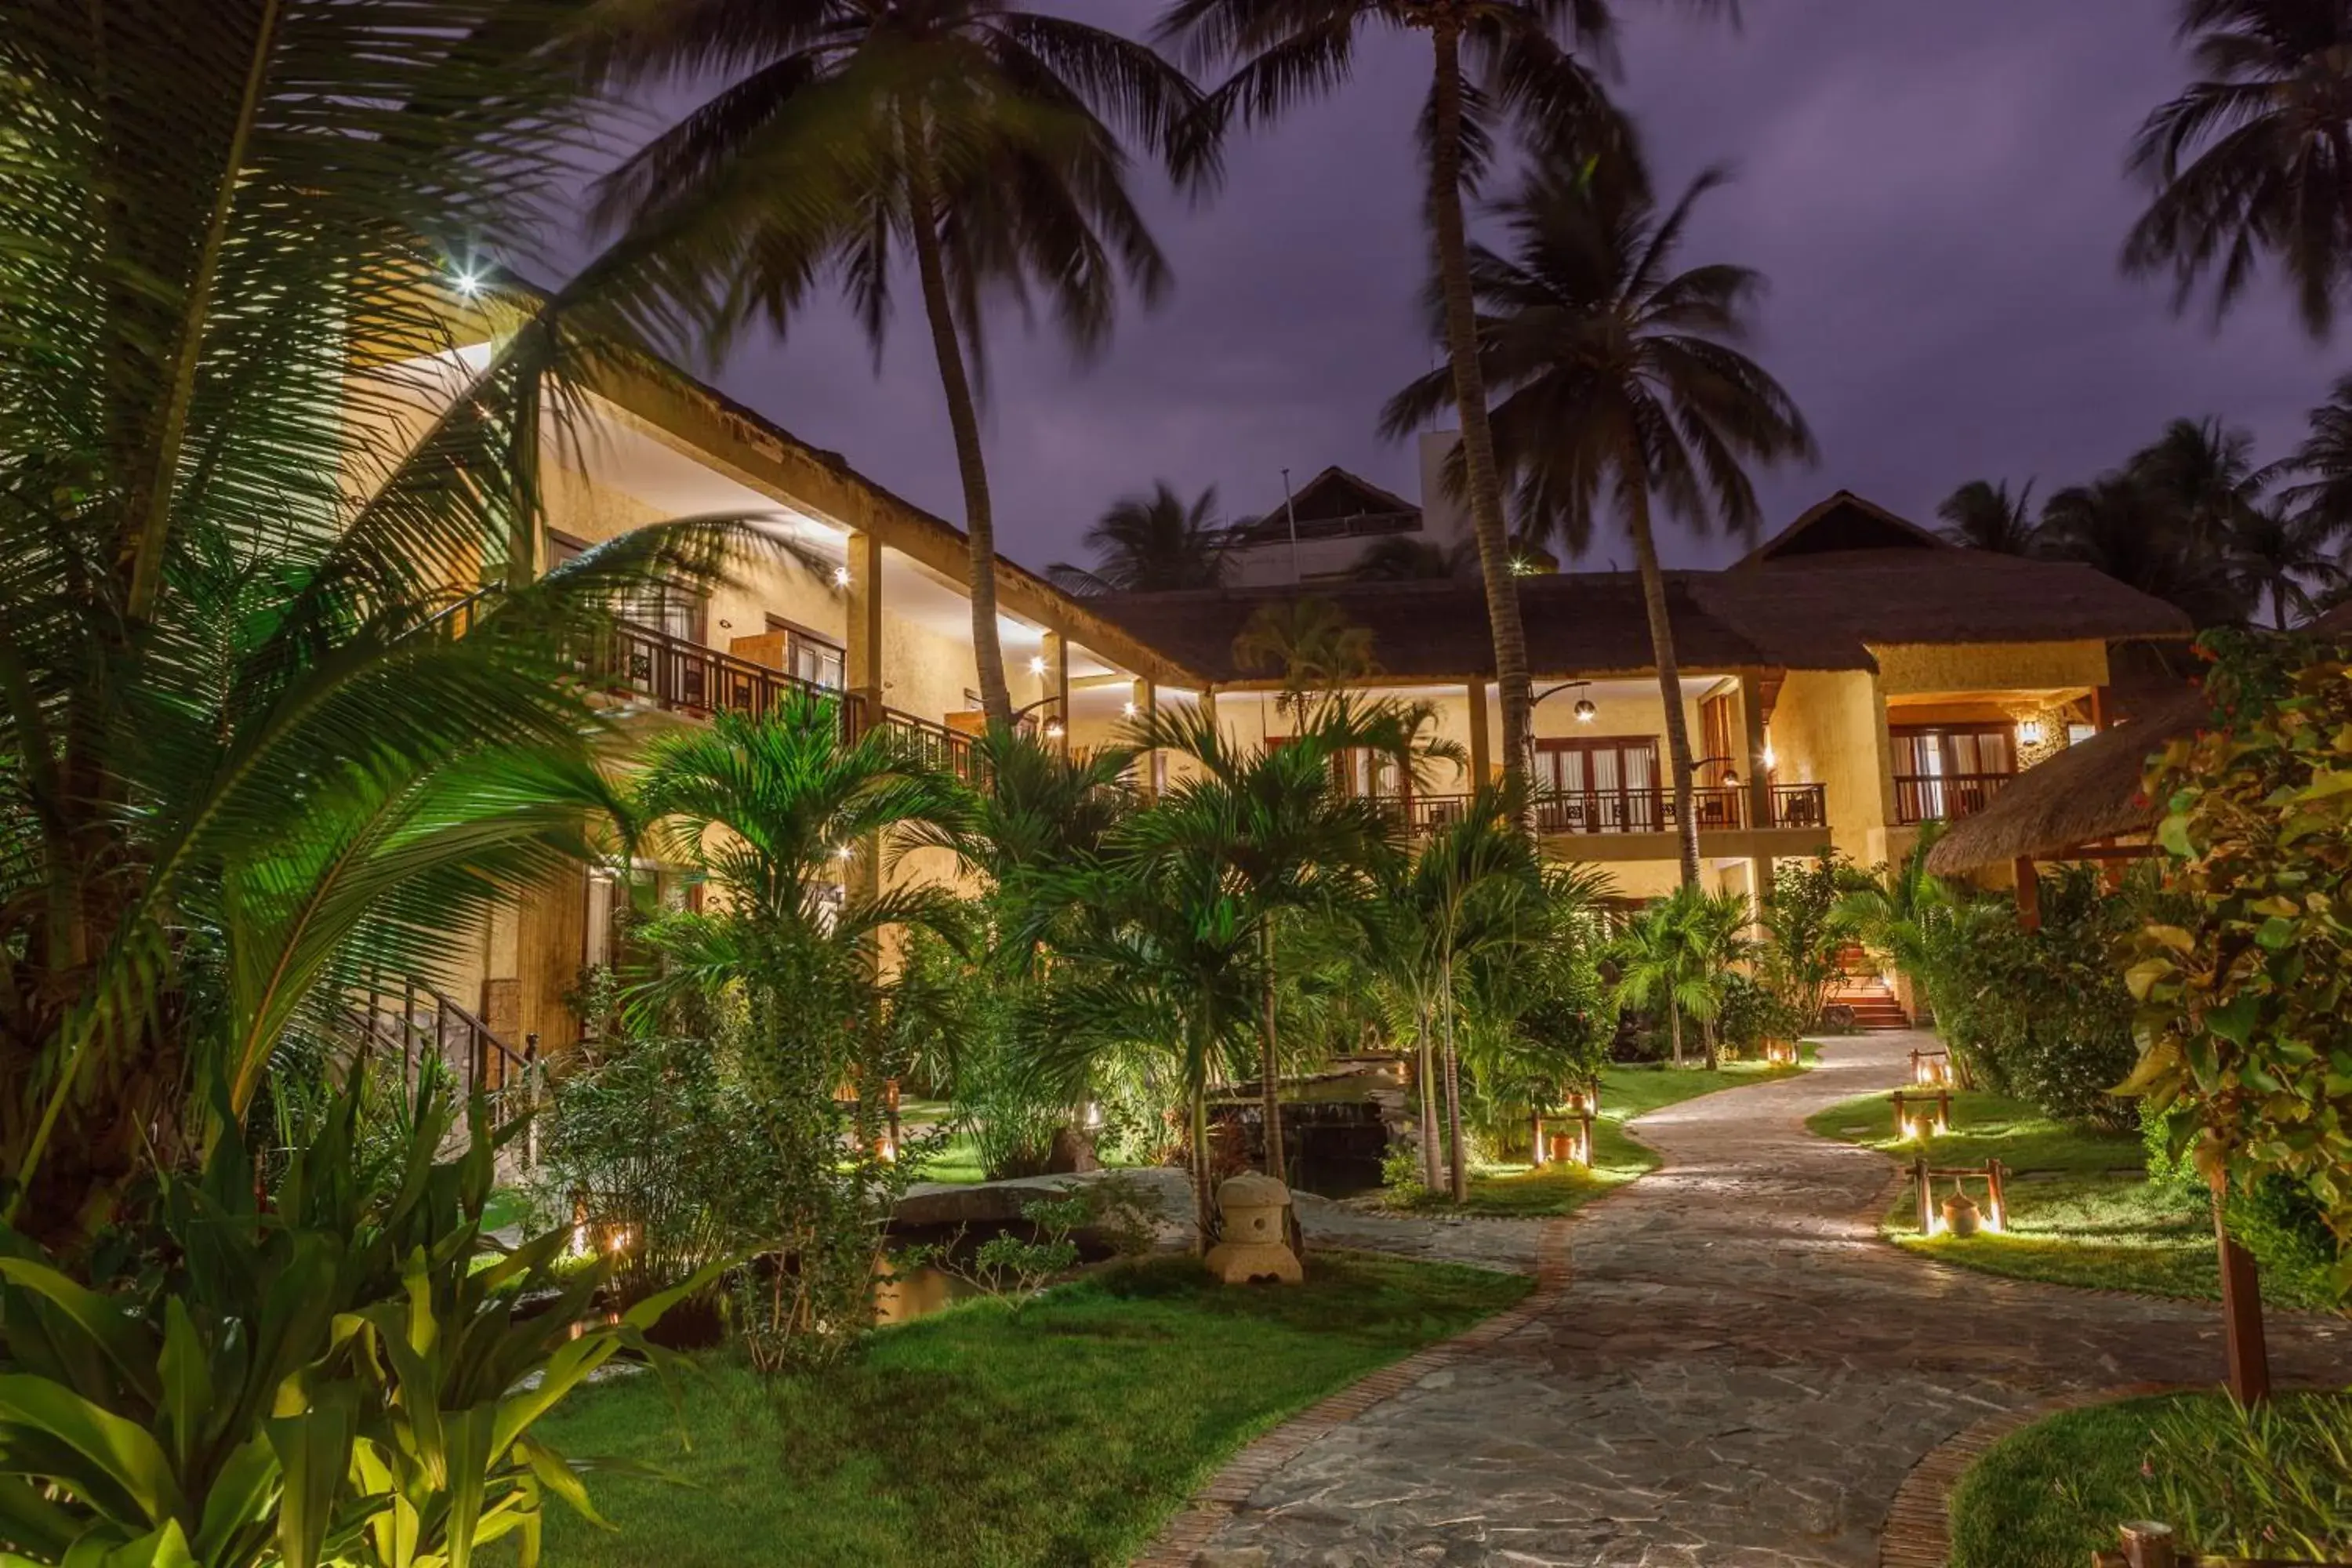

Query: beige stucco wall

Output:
[1871, 640, 2109, 697]
[1770, 669, 1893, 865]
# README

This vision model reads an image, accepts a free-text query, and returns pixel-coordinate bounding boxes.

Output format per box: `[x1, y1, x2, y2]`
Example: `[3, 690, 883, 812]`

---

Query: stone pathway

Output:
[1168, 1032, 2352, 1568]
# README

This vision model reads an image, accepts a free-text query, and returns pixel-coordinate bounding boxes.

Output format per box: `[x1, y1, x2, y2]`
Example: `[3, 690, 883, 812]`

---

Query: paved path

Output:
[1181, 1032, 2352, 1568]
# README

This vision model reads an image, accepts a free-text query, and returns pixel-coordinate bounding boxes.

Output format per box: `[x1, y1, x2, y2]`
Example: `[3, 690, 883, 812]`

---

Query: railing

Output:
[866, 705, 982, 782]
[1893, 771, 2011, 825]
[597, 619, 841, 725]
[1385, 783, 1828, 839]
[336, 979, 542, 1162]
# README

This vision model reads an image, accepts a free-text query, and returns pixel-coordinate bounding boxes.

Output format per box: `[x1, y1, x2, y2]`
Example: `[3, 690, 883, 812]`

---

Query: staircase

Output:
[1828, 947, 1911, 1032]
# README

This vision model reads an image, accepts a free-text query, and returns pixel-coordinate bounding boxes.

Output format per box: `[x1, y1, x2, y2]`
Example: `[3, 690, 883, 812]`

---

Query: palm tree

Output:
[1382, 162, 1817, 887]
[1678, 889, 1755, 1072]
[1349, 534, 1480, 580]
[2038, 472, 2251, 625]
[1123, 698, 1446, 1182]
[2130, 416, 2269, 546]
[2228, 503, 2344, 626]
[0, 2, 778, 1241]
[2125, 0, 2352, 336]
[1229, 596, 1380, 719]
[583, 3, 1204, 728]
[1398, 785, 1544, 1200]
[1936, 478, 2040, 554]
[2267, 372, 2352, 539]
[1033, 856, 1261, 1245]
[1610, 891, 1712, 1070]
[1160, 0, 1645, 783]
[1051, 481, 1236, 594]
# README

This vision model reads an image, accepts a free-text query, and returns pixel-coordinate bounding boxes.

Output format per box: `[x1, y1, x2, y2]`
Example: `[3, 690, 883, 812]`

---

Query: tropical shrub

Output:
[1715, 971, 1784, 1061]
[2144, 1396, 2352, 1558]
[1914, 869, 2143, 1128]
[1760, 854, 1857, 1033]
[0, 1083, 695, 1567]
[2127, 630, 2352, 1297]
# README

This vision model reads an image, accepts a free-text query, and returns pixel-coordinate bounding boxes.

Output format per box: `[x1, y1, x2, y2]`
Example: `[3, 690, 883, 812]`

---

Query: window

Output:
[1534, 736, 1661, 832]
[1891, 724, 2016, 822]
[768, 615, 844, 691]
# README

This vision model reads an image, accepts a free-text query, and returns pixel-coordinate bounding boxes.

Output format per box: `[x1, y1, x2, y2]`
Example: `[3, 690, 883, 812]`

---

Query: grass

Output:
[1947, 1392, 2352, 1567]
[1805, 1087, 2240, 1301]
[510, 1252, 1529, 1568]
[1403, 1057, 1809, 1218]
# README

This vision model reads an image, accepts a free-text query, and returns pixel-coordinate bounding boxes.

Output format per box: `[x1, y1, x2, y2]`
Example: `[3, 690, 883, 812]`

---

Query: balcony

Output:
[1394, 784, 1828, 840]
[1893, 771, 2011, 826]
[593, 619, 984, 781]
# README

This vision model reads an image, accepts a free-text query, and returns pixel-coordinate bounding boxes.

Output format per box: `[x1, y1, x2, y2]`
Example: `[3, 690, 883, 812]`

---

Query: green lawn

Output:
[1948, 1392, 2352, 1567]
[1405, 1058, 1809, 1218]
[1806, 1087, 2235, 1301]
[512, 1253, 1529, 1568]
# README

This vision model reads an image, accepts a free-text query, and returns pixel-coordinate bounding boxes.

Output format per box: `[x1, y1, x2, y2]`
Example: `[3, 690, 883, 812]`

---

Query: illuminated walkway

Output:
[1174, 1031, 2352, 1568]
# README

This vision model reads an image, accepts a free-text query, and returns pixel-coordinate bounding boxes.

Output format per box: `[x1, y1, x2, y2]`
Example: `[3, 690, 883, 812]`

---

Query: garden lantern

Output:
[1204, 1174, 1303, 1285]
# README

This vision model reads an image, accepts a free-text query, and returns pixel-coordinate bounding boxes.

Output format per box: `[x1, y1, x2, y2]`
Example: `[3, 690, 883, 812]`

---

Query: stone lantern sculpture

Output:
[1204, 1173, 1303, 1285]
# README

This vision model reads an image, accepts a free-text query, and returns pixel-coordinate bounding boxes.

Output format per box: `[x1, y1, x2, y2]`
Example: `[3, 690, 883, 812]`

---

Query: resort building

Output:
[381, 336, 2192, 1056]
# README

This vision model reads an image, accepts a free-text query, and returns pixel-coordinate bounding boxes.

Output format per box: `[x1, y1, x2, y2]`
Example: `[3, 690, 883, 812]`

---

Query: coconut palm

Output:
[0, 0, 787, 1241]
[583, 3, 1204, 728]
[2131, 416, 2270, 546]
[2038, 472, 2251, 625]
[2227, 503, 2345, 626]
[2267, 372, 2352, 539]
[2125, 0, 2352, 336]
[1382, 162, 1817, 887]
[1935, 478, 2041, 554]
[1160, 0, 1647, 783]
[1051, 481, 1236, 594]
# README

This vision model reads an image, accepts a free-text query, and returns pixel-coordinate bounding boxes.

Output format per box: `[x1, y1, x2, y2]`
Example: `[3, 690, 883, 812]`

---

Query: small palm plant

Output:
[1611, 887, 1717, 1069]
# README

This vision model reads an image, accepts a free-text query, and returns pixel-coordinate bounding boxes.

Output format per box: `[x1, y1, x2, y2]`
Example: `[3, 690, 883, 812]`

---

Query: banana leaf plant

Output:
[0, 1082, 709, 1566]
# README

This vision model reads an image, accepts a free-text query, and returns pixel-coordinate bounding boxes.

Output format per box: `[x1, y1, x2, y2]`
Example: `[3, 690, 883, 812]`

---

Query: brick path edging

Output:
[1876, 1382, 2190, 1568]
[1130, 1221, 1575, 1568]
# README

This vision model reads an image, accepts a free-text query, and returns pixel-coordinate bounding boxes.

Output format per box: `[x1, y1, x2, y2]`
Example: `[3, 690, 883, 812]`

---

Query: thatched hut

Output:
[1924, 690, 2209, 921]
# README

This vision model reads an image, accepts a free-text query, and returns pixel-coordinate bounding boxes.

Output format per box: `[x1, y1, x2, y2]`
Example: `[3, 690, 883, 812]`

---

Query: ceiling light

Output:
[451, 268, 484, 299]
[1122, 700, 1138, 718]
[833, 844, 854, 862]
[833, 565, 852, 588]
[1573, 698, 1597, 724]
[1029, 656, 1047, 676]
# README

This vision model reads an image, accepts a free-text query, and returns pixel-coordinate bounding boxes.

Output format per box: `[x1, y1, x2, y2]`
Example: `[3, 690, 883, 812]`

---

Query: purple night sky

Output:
[578, 1, 2347, 575]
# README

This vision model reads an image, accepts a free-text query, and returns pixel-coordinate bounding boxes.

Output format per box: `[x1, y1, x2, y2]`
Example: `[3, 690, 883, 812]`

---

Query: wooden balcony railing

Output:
[598, 619, 841, 726]
[1385, 783, 1828, 839]
[1893, 771, 2010, 826]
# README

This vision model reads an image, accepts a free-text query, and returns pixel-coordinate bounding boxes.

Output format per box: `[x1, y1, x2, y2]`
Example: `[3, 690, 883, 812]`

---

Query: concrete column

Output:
[1740, 670, 1773, 832]
[1132, 677, 1159, 800]
[1467, 678, 1491, 793]
[844, 531, 884, 735]
[844, 531, 884, 901]
[1042, 632, 1071, 753]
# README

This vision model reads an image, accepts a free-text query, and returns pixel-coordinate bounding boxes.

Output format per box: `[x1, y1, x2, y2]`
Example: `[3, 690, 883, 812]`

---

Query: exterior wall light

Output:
[1573, 698, 1598, 723]
[1044, 720, 1065, 739]
[1122, 700, 1138, 718]
[451, 268, 485, 299]
[833, 565, 852, 587]
[2015, 716, 2045, 746]
[1028, 655, 1047, 676]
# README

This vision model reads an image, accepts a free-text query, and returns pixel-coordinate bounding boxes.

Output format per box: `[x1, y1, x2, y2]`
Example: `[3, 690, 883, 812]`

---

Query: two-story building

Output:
[372, 327, 2191, 1056]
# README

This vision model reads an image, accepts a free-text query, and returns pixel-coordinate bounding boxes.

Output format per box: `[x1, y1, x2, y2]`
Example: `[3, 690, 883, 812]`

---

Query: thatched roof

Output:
[1089, 548, 2193, 685]
[1735, 490, 1946, 566]
[1924, 689, 2211, 874]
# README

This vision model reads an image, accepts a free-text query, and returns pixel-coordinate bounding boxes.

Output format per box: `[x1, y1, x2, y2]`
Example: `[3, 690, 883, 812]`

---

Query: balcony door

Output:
[1891, 725, 2014, 822]
[1535, 736, 1660, 833]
